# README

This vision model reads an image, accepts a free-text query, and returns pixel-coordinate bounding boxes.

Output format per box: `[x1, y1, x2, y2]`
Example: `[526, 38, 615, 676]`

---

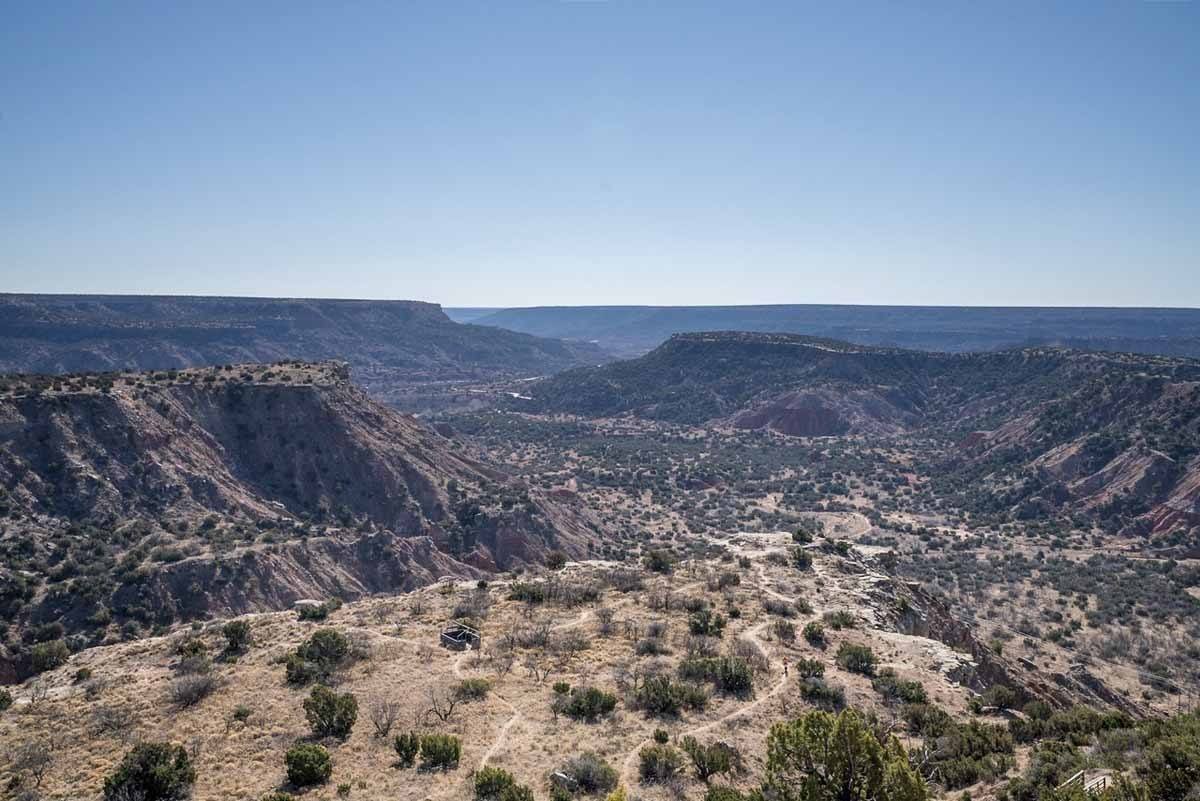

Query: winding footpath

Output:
[617, 618, 792, 789]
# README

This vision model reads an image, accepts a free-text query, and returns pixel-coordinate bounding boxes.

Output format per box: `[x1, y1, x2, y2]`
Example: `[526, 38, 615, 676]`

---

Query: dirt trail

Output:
[446, 606, 596, 782]
[617, 618, 791, 789]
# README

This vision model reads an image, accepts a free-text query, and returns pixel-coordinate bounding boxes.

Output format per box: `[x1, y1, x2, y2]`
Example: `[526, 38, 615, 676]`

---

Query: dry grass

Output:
[0, 545, 1050, 800]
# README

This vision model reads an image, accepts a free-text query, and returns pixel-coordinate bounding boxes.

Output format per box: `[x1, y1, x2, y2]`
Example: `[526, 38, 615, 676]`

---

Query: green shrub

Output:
[103, 742, 196, 800]
[509, 582, 546, 604]
[560, 753, 618, 794]
[678, 656, 753, 697]
[792, 548, 813, 569]
[286, 628, 350, 685]
[803, 621, 826, 647]
[31, 639, 70, 673]
[303, 685, 358, 739]
[564, 686, 618, 721]
[420, 733, 462, 770]
[688, 609, 726, 637]
[763, 598, 795, 617]
[680, 736, 743, 783]
[903, 703, 955, 737]
[635, 676, 708, 716]
[823, 610, 856, 629]
[872, 669, 927, 704]
[393, 732, 420, 767]
[638, 744, 684, 784]
[762, 709, 927, 800]
[794, 658, 825, 678]
[456, 677, 492, 700]
[653, 728, 670, 744]
[285, 743, 332, 787]
[983, 684, 1017, 710]
[176, 637, 208, 658]
[476, 766, 526, 800]
[705, 786, 747, 801]
[835, 643, 877, 676]
[297, 599, 341, 621]
[0, 688, 12, 713]
[223, 620, 252, 653]
[260, 793, 296, 801]
[797, 677, 846, 710]
[644, 550, 674, 574]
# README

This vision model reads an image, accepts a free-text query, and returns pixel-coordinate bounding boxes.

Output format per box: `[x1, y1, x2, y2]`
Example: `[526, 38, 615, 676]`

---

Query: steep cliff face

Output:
[0, 362, 601, 678]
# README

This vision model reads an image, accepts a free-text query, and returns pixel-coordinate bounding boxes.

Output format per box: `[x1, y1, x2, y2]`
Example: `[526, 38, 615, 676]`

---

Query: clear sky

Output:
[1, 1, 1197, 308]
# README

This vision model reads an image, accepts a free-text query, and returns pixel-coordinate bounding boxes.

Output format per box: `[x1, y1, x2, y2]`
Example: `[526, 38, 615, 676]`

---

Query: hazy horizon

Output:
[3, 2, 1198, 307]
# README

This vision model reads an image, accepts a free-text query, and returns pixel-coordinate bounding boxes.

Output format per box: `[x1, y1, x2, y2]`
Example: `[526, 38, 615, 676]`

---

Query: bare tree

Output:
[492, 647, 516, 676]
[553, 630, 591, 664]
[422, 685, 460, 724]
[595, 607, 616, 636]
[92, 704, 138, 742]
[12, 740, 53, 788]
[522, 653, 557, 683]
[368, 696, 402, 738]
[24, 681, 50, 714]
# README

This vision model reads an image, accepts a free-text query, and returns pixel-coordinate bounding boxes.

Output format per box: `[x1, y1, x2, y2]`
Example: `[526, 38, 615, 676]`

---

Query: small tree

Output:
[762, 709, 927, 801]
[12, 740, 54, 789]
[285, 743, 332, 787]
[103, 742, 196, 801]
[423, 685, 461, 724]
[304, 686, 358, 739]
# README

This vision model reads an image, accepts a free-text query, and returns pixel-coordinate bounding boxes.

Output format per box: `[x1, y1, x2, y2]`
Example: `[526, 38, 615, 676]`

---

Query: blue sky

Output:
[1, 1, 1197, 307]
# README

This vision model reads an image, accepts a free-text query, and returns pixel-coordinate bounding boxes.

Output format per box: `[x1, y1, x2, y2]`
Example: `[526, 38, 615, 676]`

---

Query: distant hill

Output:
[0, 295, 609, 402]
[465, 304, 1200, 358]
[523, 332, 1200, 538]
[443, 306, 503, 323]
[0, 361, 599, 679]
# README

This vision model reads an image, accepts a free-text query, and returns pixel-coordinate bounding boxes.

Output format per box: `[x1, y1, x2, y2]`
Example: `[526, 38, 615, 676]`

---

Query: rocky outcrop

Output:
[731, 388, 918, 437]
[0, 362, 602, 678]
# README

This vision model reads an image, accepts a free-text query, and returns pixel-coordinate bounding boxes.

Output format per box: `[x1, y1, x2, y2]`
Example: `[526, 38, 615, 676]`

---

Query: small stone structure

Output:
[440, 620, 481, 651]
